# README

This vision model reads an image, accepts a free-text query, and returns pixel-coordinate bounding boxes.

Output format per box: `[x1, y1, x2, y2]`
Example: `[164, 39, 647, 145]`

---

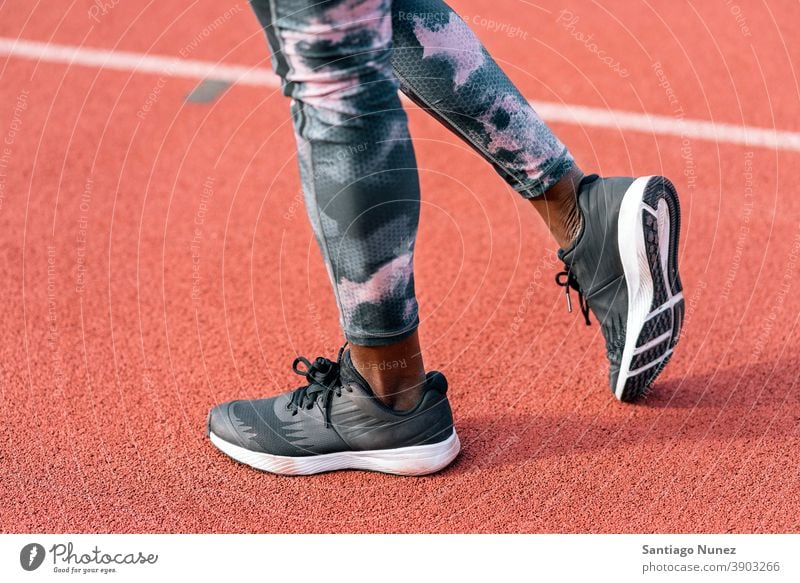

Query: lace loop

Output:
[287, 344, 348, 427]
[555, 269, 592, 326]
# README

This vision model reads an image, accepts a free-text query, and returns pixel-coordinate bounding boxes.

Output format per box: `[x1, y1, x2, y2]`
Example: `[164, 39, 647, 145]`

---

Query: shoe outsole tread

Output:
[618, 176, 684, 402]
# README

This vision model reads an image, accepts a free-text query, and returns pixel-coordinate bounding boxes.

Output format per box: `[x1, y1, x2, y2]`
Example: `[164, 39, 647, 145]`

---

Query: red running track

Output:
[0, 0, 798, 533]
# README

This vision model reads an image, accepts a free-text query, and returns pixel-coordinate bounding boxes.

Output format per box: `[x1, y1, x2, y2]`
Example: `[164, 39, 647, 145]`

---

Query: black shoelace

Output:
[286, 344, 351, 428]
[555, 269, 592, 326]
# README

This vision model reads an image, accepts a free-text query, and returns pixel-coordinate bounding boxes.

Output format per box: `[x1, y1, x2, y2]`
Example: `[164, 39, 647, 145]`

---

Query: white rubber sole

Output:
[209, 430, 461, 476]
[615, 176, 684, 400]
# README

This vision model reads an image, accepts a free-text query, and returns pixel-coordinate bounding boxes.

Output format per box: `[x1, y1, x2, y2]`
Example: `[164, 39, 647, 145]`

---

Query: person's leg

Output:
[207, 0, 459, 476]
[390, 1, 683, 401]
[389, 0, 583, 246]
[249, 0, 425, 410]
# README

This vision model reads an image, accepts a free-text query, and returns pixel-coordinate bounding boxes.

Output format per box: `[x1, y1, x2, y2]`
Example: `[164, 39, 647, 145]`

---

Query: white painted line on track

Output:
[2, 37, 799, 152]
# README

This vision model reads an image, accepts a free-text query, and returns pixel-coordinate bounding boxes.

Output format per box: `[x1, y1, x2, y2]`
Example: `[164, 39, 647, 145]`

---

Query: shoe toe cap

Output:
[207, 401, 250, 447]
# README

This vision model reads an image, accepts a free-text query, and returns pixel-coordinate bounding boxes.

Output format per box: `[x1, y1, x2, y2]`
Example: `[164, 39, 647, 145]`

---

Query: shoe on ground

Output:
[207, 347, 460, 476]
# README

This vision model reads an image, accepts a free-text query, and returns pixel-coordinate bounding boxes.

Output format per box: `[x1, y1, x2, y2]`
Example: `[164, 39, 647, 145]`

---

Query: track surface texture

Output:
[1, 0, 799, 533]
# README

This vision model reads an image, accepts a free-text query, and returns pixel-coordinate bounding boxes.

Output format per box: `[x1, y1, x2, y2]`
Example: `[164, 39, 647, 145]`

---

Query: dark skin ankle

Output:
[349, 331, 426, 412]
[529, 165, 585, 249]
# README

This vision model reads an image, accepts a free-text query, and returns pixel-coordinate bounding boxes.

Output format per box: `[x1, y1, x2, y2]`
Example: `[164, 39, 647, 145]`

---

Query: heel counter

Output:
[417, 390, 455, 445]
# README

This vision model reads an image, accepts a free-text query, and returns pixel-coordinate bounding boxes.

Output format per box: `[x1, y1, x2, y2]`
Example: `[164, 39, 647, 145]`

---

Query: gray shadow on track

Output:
[444, 358, 799, 476]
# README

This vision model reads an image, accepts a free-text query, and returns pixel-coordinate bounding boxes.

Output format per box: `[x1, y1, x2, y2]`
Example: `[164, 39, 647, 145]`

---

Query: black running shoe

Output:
[207, 347, 460, 475]
[556, 175, 684, 401]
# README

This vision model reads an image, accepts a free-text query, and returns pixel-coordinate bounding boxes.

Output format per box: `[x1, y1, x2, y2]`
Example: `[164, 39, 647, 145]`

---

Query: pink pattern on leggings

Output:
[279, 1, 393, 113]
[477, 94, 562, 180]
[337, 252, 414, 307]
[412, 14, 485, 87]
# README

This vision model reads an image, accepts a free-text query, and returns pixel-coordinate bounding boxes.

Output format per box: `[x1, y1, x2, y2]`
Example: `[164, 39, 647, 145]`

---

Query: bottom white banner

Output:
[1, 534, 797, 582]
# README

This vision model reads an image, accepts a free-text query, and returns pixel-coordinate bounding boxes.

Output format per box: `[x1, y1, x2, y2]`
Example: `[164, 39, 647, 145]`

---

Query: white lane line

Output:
[534, 102, 800, 152]
[3, 37, 800, 153]
[0, 37, 278, 86]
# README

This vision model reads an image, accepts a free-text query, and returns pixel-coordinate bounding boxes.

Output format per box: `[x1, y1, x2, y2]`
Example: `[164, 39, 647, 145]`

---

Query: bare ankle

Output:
[349, 332, 426, 411]
[530, 165, 585, 249]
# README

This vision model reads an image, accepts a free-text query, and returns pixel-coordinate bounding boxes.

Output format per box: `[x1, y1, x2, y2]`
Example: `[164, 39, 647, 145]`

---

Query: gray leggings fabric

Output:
[250, 0, 574, 346]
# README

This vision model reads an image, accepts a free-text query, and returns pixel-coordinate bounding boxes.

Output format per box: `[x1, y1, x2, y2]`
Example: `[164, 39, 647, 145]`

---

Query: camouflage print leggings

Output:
[249, 0, 574, 346]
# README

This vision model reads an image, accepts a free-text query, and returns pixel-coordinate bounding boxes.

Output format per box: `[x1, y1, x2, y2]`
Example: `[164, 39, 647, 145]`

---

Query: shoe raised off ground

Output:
[556, 175, 684, 402]
[207, 347, 460, 476]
